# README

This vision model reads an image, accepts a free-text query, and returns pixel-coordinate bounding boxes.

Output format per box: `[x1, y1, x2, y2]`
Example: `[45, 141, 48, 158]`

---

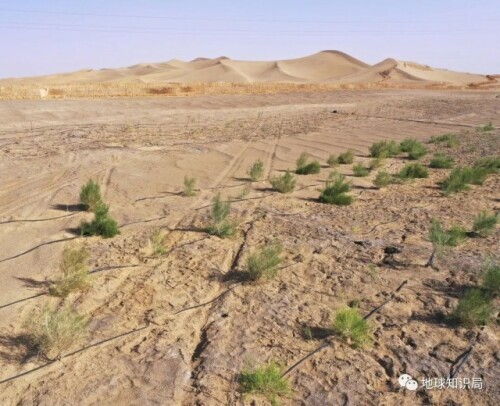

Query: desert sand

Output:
[0, 88, 498, 405]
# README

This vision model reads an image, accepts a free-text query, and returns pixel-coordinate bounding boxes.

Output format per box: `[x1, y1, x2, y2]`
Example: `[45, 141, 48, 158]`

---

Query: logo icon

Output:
[398, 374, 418, 391]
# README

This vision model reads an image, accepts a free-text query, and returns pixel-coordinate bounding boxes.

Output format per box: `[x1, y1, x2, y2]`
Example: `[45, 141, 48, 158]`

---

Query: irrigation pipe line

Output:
[0, 237, 79, 264]
[174, 284, 241, 315]
[448, 328, 484, 379]
[0, 212, 78, 225]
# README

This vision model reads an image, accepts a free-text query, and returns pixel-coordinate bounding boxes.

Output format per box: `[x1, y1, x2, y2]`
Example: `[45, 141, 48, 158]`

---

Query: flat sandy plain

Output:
[0, 90, 498, 405]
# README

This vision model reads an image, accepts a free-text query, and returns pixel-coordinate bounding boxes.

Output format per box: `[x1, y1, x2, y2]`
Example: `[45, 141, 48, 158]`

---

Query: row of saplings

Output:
[22, 129, 498, 404]
[24, 179, 498, 404]
[183, 132, 500, 209]
[76, 134, 499, 242]
[266, 134, 499, 200]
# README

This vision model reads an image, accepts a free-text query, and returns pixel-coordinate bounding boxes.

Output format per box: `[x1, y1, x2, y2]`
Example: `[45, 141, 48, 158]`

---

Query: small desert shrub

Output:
[318, 173, 353, 206]
[80, 180, 103, 212]
[248, 159, 265, 181]
[296, 152, 309, 169]
[472, 211, 498, 237]
[430, 133, 459, 147]
[406, 141, 427, 160]
[399, 139, 427, 160]
[239, 361, 291, 405]
[398, 163, 429, 179]
[338, 150, 354, 164]
[440, 166, 488, 194]
[204, 193, 236, 238]
[368, 157, 384, 170]
[428, 219, 470, 269]
[429, 220, 467, 247]
[369, 140, 400, 158]
[295, 153, 320, 175]
[429, 153, 455, 169]
[482, 260, 500, 295]
[399, 139, 415, 152]
[149, 229, 167, 256]
[332, 308, 371, 348]
[477, 122, 494, 132]
[49, 247, 91, 297]
[440, 170, 469, 194]
[373, 170, 393, 188]
[296, 161, 321, 175]
[302, 326, 314, 341]
[270, 171, 296, 194]
[246, 242, 283, 281]
[429, 220, 449, 249]
[462, 167, 488, 185]
[25, 305, 88, 359]
[352, 163, 369, 177]
[447, 225, 468, 246]
[473, 156, 500, 174]
[327, 154, 338, 167]
[208, 193, 231, 225]
[183, 176, 197, 196]
[80, 204, 120, 238]
[452, 288, 493, 327]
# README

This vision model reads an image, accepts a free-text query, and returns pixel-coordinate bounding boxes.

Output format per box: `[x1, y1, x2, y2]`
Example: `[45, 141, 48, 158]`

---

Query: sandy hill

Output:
[0, 50, 495, 87]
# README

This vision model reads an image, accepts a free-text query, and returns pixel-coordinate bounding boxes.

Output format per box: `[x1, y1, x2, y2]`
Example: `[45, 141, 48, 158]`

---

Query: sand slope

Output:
[1, 50, 494, 86]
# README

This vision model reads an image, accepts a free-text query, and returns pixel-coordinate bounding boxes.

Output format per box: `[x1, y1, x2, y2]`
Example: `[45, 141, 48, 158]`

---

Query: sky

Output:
[0, 0, 499, 78]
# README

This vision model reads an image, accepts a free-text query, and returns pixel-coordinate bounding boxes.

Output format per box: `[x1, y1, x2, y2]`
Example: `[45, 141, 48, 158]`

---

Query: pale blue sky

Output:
[0, 0, 498, 78]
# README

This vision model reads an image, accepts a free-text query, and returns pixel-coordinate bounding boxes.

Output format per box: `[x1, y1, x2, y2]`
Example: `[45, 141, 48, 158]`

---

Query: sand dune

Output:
[278, 50, 368, 81]
[1, 50, 495, 87]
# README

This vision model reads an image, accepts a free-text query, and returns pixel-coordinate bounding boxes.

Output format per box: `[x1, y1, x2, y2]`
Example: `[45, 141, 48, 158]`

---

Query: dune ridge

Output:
[1, 50, 495, 87]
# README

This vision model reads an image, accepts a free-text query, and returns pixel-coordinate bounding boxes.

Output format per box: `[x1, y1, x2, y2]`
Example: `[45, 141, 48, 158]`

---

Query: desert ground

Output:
[0, 89, 498, 405]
